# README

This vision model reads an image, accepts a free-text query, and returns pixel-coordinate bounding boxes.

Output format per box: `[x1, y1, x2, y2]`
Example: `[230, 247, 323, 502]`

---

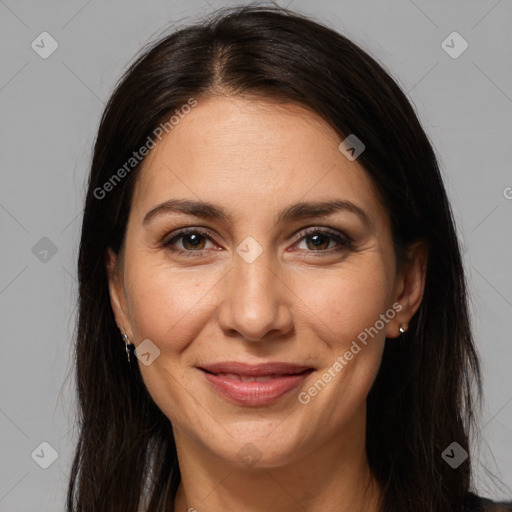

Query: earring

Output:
[399, 323, 408, 335]
[123, 333, 133, 362]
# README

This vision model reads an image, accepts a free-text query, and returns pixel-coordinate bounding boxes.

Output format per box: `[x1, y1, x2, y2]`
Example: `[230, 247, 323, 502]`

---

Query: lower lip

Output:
[200, 370, 312, 406]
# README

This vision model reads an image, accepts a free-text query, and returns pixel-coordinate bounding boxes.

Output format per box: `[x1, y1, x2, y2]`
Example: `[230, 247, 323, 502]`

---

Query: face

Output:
[107, 95, 425, 469]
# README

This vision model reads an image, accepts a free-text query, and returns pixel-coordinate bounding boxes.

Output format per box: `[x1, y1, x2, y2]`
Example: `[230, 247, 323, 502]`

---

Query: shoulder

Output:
[465, 492, 512, 511]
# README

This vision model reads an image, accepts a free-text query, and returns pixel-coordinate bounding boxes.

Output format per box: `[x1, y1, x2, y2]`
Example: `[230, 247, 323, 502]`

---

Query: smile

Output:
[197, 362, 314, 406]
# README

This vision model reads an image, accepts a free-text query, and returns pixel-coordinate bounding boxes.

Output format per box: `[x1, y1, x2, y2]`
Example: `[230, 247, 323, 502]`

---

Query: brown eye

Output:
[164, 229, 217, 256]
[293, 228, 353, 253]
[304, 233, 332, 251]
[179, 232, 207, 250]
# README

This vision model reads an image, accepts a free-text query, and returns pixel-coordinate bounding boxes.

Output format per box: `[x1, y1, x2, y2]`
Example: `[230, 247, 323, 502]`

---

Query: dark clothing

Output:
[465, 492, 512, 511]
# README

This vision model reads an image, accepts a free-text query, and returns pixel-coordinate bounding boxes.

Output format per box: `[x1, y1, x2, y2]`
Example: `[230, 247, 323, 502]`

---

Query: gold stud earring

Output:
[399, 323, 408, 335]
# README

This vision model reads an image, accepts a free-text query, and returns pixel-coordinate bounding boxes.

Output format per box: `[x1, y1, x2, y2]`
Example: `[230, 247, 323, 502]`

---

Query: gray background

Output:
[1, 0, 511, 509]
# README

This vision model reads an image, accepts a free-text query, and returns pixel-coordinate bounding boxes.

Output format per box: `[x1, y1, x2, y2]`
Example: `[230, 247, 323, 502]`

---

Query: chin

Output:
[203, 423, 308, 469]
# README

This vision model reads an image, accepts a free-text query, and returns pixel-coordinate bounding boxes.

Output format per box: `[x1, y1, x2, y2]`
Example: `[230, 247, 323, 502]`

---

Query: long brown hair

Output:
[68, 4, 482, 511]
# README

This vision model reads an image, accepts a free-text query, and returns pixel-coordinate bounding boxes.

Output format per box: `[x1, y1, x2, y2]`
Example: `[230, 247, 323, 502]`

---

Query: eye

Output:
[163, 228, 218, 256]
[291, 227, 353, 253]
[163, 226, 353, 257]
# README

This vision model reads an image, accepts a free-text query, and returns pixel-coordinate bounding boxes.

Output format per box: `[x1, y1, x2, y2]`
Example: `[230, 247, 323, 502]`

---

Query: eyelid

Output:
[163, 227, 218, 250]
[162, 225, 353, 255]
[292, 226, 354, 252]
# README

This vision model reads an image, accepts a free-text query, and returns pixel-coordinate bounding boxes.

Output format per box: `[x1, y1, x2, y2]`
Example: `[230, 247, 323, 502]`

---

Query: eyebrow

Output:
[143, 198, 372, 229]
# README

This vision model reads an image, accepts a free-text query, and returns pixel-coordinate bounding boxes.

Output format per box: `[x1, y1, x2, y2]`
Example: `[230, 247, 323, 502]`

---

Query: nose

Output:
[216, 247, 294, 342]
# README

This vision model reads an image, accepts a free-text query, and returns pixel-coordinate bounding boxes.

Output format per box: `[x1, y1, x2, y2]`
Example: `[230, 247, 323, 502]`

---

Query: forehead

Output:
[130, 96, 388, 227]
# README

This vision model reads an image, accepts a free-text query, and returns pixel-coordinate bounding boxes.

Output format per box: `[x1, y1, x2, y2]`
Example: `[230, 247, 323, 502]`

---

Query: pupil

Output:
[309, 234, 328, 250]
[185, 234, 202, 248]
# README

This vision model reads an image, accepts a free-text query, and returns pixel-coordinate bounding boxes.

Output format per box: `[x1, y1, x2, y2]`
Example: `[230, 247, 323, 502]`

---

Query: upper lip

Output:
[198, 361, 313, 376]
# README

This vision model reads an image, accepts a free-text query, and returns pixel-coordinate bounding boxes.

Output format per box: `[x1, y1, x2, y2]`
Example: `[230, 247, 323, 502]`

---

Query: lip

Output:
[197, 361, 314, 406]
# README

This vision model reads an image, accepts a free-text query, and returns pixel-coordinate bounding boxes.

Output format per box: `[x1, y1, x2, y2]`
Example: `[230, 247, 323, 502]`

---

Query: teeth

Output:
[224, 372, 242, 380]
[217, 372, 276, 382]
[241, 375, 273, 382]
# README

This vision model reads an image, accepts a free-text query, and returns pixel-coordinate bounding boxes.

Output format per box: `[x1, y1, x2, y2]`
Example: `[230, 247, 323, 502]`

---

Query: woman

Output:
[67, 4, 510, 511]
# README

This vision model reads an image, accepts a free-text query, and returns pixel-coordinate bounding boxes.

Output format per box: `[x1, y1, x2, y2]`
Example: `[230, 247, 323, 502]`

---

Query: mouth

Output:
[197, 362, 314, 406]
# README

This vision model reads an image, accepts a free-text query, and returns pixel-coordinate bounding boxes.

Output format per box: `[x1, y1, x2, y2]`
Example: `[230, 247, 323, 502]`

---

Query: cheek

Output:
[299, 258, 393, 348]
[292, 268, 390, 431]
[124, 256, 222, 348]
[122, 258, 223, 423]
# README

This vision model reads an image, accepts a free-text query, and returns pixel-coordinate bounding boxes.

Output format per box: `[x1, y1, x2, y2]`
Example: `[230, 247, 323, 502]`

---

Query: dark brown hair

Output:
[68, 4, 482, 511]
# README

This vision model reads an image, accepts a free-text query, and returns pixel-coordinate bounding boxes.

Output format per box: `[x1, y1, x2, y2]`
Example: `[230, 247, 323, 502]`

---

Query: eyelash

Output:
[162, 226, 353, 257]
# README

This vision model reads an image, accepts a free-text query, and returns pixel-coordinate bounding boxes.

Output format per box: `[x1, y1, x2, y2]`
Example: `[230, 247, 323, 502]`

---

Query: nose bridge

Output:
[217, 240, 291, 341]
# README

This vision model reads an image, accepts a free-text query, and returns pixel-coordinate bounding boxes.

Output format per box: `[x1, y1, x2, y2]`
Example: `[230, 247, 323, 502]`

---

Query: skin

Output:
[107, 95, 428, 512]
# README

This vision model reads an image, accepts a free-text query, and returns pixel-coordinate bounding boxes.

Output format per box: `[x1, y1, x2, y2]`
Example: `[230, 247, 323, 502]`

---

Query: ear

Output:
[106, 247, 132, 338]
[385, 239, 429, 339]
